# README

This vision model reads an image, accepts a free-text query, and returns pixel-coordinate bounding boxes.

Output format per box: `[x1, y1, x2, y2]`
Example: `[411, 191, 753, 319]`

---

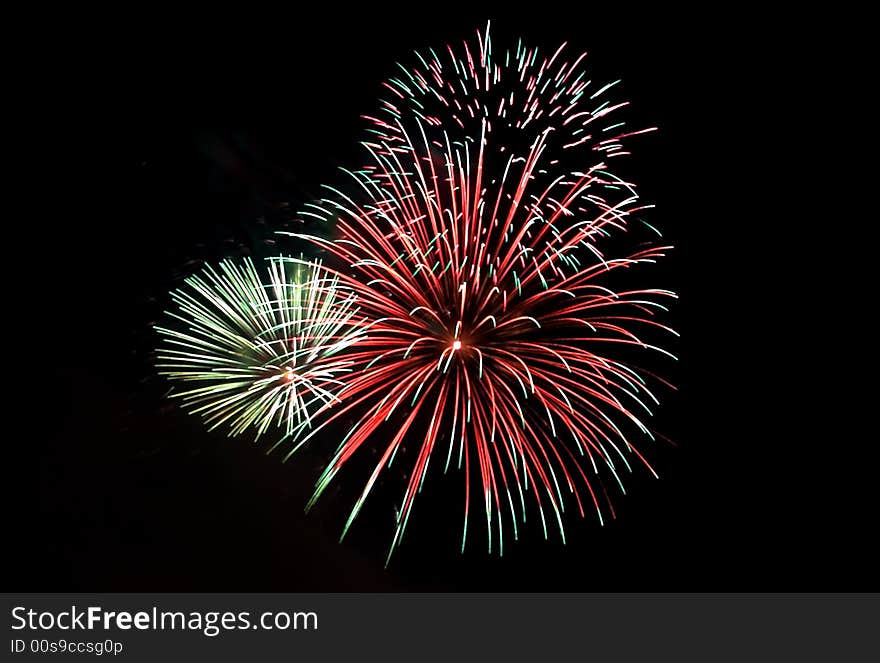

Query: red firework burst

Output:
[285, 24, 677, 561]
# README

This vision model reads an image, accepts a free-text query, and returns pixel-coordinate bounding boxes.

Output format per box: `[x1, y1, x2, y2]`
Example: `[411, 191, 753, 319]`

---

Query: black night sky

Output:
[16, 8, 875, 591]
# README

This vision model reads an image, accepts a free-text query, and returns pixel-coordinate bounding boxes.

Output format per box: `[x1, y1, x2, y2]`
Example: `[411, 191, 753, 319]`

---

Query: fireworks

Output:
[155, 257, 364, 439]
[152, 23, 677, 562]
[283, 24, 677, 561]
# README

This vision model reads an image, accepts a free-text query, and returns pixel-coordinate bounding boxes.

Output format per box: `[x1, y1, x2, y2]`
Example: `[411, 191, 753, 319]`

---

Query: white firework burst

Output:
[155, 256, 364, 439]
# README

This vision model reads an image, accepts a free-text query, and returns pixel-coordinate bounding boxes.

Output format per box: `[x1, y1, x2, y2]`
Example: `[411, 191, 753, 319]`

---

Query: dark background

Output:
[15, 8, 873, 590]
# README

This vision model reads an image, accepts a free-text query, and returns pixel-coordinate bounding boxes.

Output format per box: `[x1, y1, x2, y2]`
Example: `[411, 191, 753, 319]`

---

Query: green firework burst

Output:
[155, 257, 364, 439]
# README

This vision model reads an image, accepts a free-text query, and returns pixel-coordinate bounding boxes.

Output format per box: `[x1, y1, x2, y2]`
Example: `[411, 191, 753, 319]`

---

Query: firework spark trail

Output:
[155, 257, 365, 440]
[285, 24, 677, 562]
